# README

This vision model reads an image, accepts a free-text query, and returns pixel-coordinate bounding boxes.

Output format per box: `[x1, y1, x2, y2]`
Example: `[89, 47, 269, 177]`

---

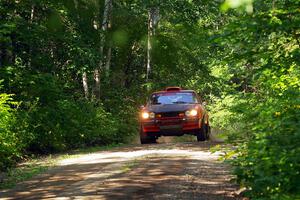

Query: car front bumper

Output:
[140, 117, 201, 136]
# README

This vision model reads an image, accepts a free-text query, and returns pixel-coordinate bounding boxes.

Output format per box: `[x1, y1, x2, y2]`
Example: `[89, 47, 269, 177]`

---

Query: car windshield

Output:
[150, 92, 198, 105]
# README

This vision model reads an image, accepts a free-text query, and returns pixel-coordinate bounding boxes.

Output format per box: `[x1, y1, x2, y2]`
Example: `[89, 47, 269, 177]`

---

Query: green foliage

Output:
[221, 0, 253, 13]
[1, 1, 299, 199]
[14, 74, 131, 153]
[0, 0, 140, 171]
[209, 0, 300, 199]
[26, 99, 119, 152]
[0, 87, 20, 171]
[232, 97, 300, 200]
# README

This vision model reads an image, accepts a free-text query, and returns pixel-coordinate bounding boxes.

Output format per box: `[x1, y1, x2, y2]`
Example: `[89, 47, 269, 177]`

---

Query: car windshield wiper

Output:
[173, 101, 187, 104]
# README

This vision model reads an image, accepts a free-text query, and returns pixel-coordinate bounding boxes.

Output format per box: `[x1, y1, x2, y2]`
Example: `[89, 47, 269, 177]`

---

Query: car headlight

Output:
[185, 109, 198, 117]
[141, 112, 155, 119]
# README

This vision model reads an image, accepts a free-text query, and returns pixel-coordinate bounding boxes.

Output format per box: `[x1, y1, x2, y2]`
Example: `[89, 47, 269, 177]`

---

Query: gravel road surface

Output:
[1, 140, 243, 200]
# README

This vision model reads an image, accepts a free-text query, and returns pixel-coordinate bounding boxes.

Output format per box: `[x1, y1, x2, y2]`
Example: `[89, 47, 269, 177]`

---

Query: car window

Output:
[150, 92, 198, 105]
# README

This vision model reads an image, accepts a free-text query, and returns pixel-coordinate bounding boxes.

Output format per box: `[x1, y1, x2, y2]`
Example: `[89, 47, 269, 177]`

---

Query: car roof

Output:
[152, 90, 196, 95]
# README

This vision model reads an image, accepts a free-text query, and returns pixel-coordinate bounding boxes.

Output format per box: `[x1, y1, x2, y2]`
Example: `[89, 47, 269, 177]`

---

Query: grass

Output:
[0, 143, 125, 190]
[0, 157, 56, 189]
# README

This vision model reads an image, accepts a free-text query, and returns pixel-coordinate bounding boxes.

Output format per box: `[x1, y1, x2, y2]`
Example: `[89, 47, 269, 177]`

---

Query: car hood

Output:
[147, 104, 198, 113]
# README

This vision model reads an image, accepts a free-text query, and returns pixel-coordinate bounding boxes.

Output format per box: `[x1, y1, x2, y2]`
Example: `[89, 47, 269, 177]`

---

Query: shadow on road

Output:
[0, 142, 240, 200]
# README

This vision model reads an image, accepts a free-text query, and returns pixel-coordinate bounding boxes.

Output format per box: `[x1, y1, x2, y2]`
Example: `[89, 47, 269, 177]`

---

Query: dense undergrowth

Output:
[208, 1, 300, 199]
[0, 90, 20, 171]
[0, 79, 138, 171]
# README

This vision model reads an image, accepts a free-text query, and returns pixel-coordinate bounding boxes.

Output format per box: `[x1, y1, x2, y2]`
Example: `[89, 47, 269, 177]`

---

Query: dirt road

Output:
[0, 140, 242, 200]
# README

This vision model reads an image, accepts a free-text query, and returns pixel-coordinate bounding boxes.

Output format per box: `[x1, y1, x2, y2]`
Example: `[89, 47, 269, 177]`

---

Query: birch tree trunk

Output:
[28, 4, 34, 67]
[73, 0, 90, 99]
[105, 46, 112, 77]
[146, 7, 159, 81]
[146, 10, 152, 81]
[82, 72, 89, 99]
[93, 0, 112, 99]
[105, 0, 112, 78]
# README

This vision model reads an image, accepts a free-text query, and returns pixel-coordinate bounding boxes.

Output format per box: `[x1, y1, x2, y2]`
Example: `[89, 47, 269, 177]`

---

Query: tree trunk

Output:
[93, 69, 100, 99]
[73, 0, 90, 99]
[146, 10, 152, 81]
[93, 0, 112, 99]
[28, 4, 35, 67]
[105, 0, 112, 78]
[105, 46, 112, 77]
[82, 72, 89, 99]
[146, 7, 159, 81]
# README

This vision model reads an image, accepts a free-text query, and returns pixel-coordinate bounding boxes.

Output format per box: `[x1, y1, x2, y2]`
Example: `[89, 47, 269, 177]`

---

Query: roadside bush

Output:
[22, 99, 120, 153]
[231, 88, 300, 200]
[208, 1, 300, 199]
[210, 87, 300, 200]
[0, 91, 21, 171]
[0, 73, 138, 171]
[15, 74, 118, 153]
[101, 85, 139, 144]
[209, 94, 246, 139]
[15, 74, 123, 153]
[113, 104, 139, 144]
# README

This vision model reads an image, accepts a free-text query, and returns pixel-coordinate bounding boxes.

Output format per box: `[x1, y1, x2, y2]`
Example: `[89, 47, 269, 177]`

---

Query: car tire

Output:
[197, 131, 205, 141]
[205, 125, 211, 140]
[202, 124, 209, 140]
[140, 136, 156, 144]
[197, 121, 206, 142]
[140, 128, 156, 144]
[140, 137, 148, 144]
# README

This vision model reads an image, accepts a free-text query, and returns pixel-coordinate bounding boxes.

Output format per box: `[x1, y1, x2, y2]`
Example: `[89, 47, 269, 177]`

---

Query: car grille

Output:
[159, 112, 181, 118]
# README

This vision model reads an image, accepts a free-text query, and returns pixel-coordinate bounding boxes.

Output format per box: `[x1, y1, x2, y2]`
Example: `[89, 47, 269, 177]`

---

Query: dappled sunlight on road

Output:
[59, 148, 222, 166]
[0, 142, 240, 200]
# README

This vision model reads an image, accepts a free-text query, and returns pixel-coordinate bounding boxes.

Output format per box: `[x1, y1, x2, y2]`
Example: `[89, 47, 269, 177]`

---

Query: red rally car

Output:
[139, 87, 210, 144]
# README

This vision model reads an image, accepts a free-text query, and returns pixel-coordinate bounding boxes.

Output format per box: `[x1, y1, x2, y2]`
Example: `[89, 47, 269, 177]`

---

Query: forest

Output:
[0, 0, 299, 199]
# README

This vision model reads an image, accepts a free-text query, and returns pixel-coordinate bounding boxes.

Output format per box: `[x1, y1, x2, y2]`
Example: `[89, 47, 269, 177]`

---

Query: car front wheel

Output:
[196, 128, 205, 142]
[140, 127, 156, 144]
[140, 136, 156, 144]
[205, 125, 210, 140]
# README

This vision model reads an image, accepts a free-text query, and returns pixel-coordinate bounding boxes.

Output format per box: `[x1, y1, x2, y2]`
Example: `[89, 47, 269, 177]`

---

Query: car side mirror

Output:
[202, 101, 207, 107]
